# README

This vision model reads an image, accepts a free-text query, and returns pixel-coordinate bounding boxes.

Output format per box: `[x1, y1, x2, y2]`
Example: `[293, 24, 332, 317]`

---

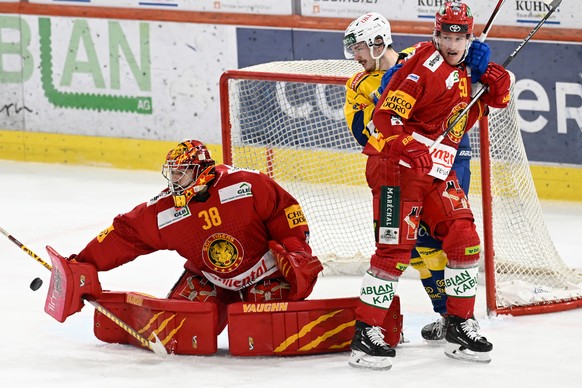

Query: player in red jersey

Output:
[348, 1, 510, 370]
[48, 139, 323, 334]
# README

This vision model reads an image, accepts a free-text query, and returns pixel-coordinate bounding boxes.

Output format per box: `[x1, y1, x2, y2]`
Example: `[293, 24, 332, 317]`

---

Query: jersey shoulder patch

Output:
[422, 50, 444, 73]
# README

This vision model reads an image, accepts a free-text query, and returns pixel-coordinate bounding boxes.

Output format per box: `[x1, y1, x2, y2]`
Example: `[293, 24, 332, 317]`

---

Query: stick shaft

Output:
[0, 226, 166, 357]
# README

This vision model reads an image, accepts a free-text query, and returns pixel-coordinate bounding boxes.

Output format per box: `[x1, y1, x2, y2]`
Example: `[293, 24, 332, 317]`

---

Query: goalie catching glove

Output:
[269, 240, 323, 300]
[387, 133, 433, 176]
[479, 62, 511, 109]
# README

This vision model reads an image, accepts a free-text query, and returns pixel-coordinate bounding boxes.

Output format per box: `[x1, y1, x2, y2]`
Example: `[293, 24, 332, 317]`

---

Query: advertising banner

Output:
[0, 14, 237, 143]
[236, 28, 582, 165]
[300, 0, 577, 29]
[28, 0, 294, 14]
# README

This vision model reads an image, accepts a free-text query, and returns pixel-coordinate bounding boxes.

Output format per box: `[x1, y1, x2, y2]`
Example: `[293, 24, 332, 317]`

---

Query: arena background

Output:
[0, 0, 580, 201]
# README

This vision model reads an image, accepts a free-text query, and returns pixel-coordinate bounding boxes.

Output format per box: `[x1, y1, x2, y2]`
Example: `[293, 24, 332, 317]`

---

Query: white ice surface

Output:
[1, 160, 581, 387]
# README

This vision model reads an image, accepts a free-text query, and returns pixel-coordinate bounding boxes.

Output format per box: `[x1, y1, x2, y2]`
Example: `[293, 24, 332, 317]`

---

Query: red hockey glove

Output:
[44, 246, 102, 323]
[388, 134, 433, 176]
[269, 241, 323, 300]
[479, 62, 511, 108]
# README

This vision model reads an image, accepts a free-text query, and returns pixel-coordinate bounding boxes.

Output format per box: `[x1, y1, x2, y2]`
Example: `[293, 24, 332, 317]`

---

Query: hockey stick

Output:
[428, 0, 562, 152]
[478, 0, 508, 43]
[0, 226, 168, 358]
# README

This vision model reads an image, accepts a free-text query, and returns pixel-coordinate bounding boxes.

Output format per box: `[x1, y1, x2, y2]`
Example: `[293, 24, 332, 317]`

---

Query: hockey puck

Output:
[30, 277, 43, 291]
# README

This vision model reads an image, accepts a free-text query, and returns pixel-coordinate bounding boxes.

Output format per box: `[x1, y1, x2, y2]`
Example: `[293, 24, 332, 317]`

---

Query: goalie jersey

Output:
[75, 165, 312, 291]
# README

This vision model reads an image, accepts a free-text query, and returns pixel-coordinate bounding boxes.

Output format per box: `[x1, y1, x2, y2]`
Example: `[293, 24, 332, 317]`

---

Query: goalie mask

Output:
[434, 1, 474, 64]
[162, 140, 216, 208]
[343, 12, 392, 70]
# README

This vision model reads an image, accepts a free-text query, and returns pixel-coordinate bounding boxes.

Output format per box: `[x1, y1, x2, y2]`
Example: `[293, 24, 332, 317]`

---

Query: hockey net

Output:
[219, 59, 582, 316]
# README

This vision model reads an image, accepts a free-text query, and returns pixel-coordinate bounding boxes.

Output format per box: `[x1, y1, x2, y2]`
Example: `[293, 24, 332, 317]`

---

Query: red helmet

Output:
[435, 1, 474, 35]
[162, 139, 216, 207]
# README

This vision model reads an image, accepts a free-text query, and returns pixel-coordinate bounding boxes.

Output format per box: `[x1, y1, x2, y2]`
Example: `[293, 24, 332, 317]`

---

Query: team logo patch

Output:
[218, 182, 252, 204]
[157, 206, 191, 229]
[202, 233, 244, 273]
[96, 225, 114, 243]
[445, 103, 469, 144]
[381, 90, 416, 119]
[285, 204, 307, 229]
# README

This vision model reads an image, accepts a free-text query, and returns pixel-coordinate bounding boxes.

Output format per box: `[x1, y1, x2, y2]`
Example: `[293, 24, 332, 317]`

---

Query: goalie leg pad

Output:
[227, 296, 402, 356]
[94, 291, 218, 355]
[44, 246, 102, 323]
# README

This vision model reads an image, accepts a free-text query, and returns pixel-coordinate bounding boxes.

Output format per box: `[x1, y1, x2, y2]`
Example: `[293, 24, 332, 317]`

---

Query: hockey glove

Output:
[269, 240, 323, 300]
[44, 246, 102, 323]
[388, 134, 433, 176]
[465, 41, 490, 84]
[479, 62, 511, 109]
[373, 63, 403, 104]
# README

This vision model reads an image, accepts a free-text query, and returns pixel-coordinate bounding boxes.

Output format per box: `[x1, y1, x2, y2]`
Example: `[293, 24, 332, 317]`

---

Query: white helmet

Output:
[343, 12, 392, 60]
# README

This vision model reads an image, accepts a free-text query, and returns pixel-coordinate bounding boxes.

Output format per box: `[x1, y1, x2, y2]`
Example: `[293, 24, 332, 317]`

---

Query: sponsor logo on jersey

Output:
[381, 90, 415, 119]
[218, 182, 253, 204]
[97, 225, 114, 243]
[445, 70, 460, 90]
[443, 179, 470, 211]
[402, 203, 422, 241]
[406, 73, 420, 82]
[411, 132, 457, 180]
[350, 71, 367, 91]
[157, 206, 191, 229]
[202, 251, 278, 290]
[390, 115, 403, 126]
[285, 204, 307, 228]
[445, 266, 478, 297]
[379, 186, 400, 245]
[360, 273, 396, 308]
[147, 190, 171, 206]
[423, 51, 443, 72]
[202, 233, 244, 273]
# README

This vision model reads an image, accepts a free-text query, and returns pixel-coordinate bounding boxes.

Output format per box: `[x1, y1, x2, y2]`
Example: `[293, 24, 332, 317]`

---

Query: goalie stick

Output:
[428, 0, 562, 152]
[0, 226, 168, 358]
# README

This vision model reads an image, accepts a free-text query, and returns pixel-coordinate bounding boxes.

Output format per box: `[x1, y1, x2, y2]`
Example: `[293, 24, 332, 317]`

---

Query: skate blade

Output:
[423, 338, 446, 346]
[444, 342, 491, 363]
[348, 350, 393, 371]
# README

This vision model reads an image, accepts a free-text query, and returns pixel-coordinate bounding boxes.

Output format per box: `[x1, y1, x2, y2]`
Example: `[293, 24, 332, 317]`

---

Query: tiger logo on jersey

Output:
[202, 233, 244, 273]
[445, 102, 469, 144]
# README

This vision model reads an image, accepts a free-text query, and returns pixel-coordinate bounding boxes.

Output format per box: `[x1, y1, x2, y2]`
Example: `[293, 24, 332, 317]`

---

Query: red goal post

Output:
[219, 60, 582, 316]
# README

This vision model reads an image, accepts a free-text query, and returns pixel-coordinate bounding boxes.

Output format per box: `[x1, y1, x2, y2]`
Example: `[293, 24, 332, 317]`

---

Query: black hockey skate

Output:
[421, 316, 447, 342]
[444, 315, 492, 363]
[348, 320, 395, 370]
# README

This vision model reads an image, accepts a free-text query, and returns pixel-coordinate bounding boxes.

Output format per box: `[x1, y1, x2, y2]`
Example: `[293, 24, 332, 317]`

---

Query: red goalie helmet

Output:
[435, 1, 474, 35]
[162, 139, 216, 207]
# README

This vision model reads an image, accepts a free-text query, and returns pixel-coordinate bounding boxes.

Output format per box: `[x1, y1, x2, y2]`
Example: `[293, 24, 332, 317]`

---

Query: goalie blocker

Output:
[94, 292, 402, 356]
